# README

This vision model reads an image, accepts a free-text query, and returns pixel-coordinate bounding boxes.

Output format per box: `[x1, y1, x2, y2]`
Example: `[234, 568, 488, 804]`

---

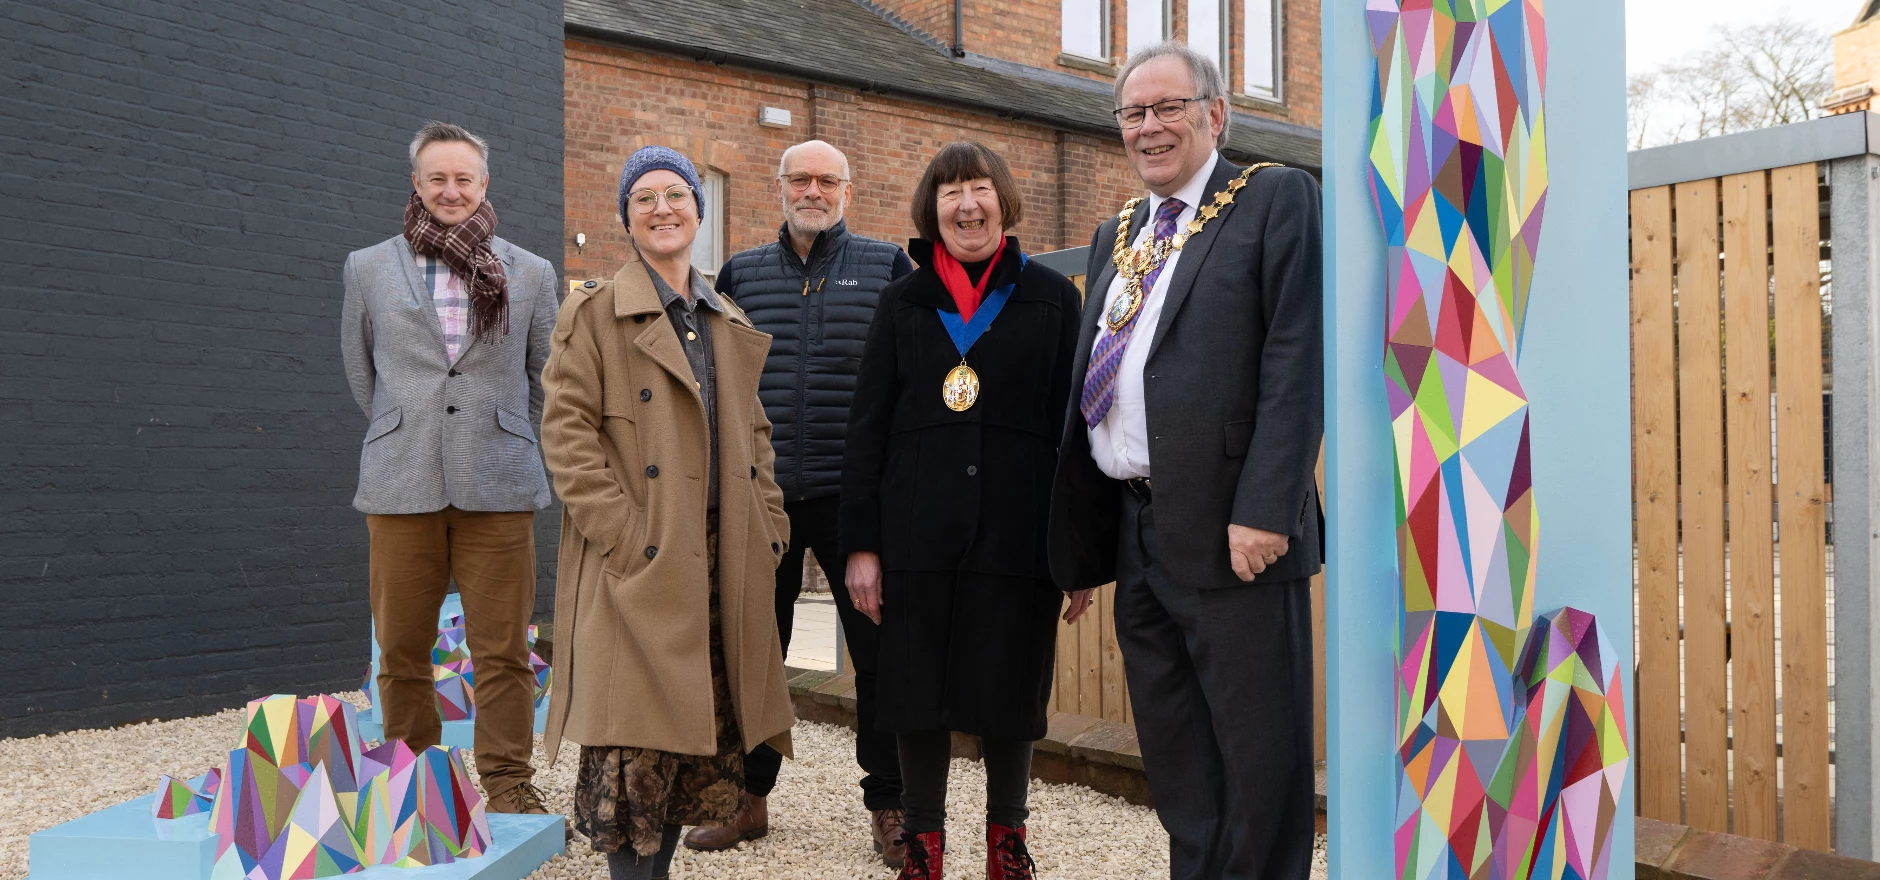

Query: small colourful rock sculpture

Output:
[152, 768, 221, 819]
[153, 694, 490, 879]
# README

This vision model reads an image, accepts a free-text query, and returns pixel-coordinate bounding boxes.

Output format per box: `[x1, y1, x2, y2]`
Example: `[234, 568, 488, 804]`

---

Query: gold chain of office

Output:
[1103, 162, 1282, 332]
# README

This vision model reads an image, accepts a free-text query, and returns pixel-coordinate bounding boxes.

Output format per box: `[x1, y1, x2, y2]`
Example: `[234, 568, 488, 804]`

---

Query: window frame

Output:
[691, 167, 727, 279]
[1125, 0, 1171, 56]
[1061, 0, 1111, 62]
[1186, 0, 1228, 71]
[1241, 0, 1283, 103]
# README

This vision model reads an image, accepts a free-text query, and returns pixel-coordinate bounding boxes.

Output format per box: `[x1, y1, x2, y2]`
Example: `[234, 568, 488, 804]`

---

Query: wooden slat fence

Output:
[1629, 163, 1831, 847]
[1051, 270, 1328, 760]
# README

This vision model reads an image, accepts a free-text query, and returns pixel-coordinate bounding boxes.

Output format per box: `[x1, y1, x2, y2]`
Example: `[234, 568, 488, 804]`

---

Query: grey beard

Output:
[785, 209, 837, 241]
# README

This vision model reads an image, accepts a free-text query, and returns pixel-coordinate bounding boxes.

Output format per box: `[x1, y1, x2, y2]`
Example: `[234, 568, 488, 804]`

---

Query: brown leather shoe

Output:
[872, 808, 907, 868]
[682, 793, 768, 851]
[485, 781, 549, 814]
[486, 781, 570, 842]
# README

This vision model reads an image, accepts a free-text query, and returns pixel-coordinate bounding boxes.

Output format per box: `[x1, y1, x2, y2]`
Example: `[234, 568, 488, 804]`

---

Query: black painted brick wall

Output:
[0, 0, 565, 736]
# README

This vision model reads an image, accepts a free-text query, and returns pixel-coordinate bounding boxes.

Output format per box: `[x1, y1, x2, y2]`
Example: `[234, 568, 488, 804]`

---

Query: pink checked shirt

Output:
[414, 254, 470, 363]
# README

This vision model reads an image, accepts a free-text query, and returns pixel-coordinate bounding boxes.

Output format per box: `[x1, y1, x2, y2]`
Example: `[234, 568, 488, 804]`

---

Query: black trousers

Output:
[896, 730, 1034, 834]
[1115, 489, 1314, 880]
[745, 494, 903, 811]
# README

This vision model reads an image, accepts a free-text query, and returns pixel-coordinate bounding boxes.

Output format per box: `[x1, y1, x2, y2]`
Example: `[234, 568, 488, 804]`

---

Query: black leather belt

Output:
[1125, 477, 1153, 500]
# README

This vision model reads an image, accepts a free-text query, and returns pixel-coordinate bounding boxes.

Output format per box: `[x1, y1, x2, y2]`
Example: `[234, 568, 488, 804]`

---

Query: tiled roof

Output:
[564, 0, 1322, 171]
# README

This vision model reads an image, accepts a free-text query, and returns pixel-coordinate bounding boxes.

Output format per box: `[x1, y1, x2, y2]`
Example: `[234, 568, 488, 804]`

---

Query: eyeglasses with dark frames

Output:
[1113, 96, 1207, 129]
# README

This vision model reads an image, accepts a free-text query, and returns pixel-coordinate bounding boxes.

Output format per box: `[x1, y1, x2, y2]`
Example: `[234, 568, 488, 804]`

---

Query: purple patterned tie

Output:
[1080, 198, 1186, 428]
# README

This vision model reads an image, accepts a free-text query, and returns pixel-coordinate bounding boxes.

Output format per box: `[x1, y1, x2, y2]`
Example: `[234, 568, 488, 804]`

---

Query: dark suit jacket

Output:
[1047, 158, 1324, 591]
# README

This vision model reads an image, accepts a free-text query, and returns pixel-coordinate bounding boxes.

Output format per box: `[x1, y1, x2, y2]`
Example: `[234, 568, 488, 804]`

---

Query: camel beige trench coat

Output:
[541, 252, 794, 762]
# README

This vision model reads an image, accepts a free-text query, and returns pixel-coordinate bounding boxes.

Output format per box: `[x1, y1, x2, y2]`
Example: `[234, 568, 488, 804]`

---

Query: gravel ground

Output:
[2, 694, 1327, 879]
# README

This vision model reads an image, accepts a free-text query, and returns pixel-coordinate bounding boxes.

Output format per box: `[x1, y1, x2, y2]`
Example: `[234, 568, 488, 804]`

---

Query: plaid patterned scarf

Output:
[403, 190, 508, 342]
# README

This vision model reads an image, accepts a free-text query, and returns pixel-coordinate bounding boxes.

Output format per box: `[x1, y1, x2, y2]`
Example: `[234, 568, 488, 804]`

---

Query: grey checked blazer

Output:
[341, 234, 559, 514]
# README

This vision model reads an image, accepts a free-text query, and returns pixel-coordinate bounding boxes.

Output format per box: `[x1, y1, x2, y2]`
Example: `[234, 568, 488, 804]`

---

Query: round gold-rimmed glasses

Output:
[627, 185, 696, 214]
[781, 173, 848, 193]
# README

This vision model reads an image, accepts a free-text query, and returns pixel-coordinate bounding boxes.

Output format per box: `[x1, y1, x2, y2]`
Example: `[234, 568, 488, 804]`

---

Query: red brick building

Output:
[1825, 2, 1880, 115]
[562, 0, 1322, 280]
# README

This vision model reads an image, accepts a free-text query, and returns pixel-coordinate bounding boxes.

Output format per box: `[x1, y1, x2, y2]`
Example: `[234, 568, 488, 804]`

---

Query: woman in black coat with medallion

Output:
[840, 141, 1096, 880]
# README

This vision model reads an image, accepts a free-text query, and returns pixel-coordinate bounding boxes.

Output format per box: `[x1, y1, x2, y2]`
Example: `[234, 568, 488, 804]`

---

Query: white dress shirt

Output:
[1088, 151, 1220, 480]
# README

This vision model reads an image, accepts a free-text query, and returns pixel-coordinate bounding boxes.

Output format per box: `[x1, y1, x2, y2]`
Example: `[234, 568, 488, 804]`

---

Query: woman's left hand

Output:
[1063, 588, 1096, 623]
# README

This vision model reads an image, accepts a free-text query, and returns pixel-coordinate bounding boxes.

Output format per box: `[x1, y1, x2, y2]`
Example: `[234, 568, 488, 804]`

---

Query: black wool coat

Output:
[839, 237, 1083, 579]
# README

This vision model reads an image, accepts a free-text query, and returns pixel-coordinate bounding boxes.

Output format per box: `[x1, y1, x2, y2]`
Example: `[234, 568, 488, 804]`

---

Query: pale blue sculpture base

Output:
[361, 592, 549, 750]
[28, 794, 565, 880]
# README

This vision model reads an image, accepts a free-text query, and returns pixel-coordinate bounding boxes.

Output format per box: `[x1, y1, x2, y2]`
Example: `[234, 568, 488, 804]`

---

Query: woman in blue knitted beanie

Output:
[541, 145, 796, 880]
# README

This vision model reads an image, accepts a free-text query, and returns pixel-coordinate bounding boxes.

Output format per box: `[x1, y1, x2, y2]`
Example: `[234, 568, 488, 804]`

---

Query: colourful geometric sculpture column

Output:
[1364, 0, 1630, 877]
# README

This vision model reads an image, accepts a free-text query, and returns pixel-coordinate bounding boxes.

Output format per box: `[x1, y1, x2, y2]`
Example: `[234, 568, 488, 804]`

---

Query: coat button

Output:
[750, 466, 757, 477]
[771, 542, 780, 553]
[634, 315, 647, 323]
[446, 406, 458, 414]
[448, 369, 459, 377]
[966, 465, 978, 476]
[640, 389, 652, 401]
[646, 465, 659, 478]
[584, 280, 597, 289]
[644, 545, 658, 559]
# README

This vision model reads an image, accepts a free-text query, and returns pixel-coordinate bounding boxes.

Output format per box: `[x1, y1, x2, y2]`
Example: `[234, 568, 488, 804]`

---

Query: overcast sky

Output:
[1626, 0, 1851, 75]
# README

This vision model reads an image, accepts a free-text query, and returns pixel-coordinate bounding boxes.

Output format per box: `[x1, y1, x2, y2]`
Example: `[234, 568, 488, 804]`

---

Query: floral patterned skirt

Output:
[574, 528, 746, 857]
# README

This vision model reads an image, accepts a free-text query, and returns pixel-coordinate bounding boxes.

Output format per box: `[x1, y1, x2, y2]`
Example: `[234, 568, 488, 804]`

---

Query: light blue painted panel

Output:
[1520, 0, 1636, 873]
[1321, 0, 1633, 875]
[1321, 0, 1400, 869]
[27, 796, 216, 880]
[28, 795, 564, 880]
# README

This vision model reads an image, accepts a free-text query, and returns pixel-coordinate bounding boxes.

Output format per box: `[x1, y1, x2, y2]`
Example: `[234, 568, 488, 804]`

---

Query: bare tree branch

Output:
[1628, 72, 1660, 150]
[1628, 14, 1832, 147]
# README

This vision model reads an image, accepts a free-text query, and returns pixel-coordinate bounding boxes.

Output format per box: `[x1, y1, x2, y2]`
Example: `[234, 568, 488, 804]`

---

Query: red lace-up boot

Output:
[987, 823, 1036, 880]
[896, 829, 944, 880]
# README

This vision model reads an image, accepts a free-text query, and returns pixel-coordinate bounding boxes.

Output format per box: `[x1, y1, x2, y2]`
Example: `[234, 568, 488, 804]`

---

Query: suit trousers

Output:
[1115, 490, 1314, 880]
[368, 506, 539, 796]
[745, 495, 903, 811]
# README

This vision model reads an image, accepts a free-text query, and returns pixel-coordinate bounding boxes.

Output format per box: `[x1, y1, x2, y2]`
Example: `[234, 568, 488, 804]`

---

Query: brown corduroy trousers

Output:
[367, 506, 538, 796]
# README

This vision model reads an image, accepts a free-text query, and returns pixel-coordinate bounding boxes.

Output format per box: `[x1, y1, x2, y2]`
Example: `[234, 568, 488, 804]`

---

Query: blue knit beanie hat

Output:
[617, 146, 705, 231]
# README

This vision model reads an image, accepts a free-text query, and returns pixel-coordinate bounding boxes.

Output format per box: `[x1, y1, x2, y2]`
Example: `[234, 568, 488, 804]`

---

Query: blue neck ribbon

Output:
[938, 253, 1026, 359]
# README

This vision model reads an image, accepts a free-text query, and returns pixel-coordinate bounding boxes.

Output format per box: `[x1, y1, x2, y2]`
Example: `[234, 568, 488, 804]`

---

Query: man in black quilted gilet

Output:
[689, 139, 914, 868]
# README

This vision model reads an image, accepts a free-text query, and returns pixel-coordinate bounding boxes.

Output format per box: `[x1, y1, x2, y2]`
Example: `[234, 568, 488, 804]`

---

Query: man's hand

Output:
[846, 551, 884, 625]
[1063, 588, 1097, 623]
[1228, 525, 1289, 582]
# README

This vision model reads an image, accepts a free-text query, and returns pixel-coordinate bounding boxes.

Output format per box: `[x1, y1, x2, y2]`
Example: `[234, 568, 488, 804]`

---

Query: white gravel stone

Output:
[1, 694, 1327, 880]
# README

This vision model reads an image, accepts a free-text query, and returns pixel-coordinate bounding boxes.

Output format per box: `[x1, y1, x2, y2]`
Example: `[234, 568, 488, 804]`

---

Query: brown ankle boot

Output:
[987, 823, 1036, 880]
[871, 808, 907, 868]
[682, 793, 768, 851]
[896, 829, 943, 880]
[485, 780, 549, 814]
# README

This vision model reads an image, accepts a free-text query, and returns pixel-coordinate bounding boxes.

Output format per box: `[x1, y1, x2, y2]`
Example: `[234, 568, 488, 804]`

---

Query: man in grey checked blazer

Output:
[340, 122, 560, 814]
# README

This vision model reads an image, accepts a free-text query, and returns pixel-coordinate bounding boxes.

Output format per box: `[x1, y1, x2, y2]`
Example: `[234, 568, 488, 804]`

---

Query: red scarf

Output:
[931, 238, 1007, 321]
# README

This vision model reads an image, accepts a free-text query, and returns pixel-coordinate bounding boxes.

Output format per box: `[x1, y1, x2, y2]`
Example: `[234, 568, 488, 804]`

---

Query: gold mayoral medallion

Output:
[1105, 279, 1145, 332]
[943, 360, 981, 412]
[1105, 162, 1282, 333]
